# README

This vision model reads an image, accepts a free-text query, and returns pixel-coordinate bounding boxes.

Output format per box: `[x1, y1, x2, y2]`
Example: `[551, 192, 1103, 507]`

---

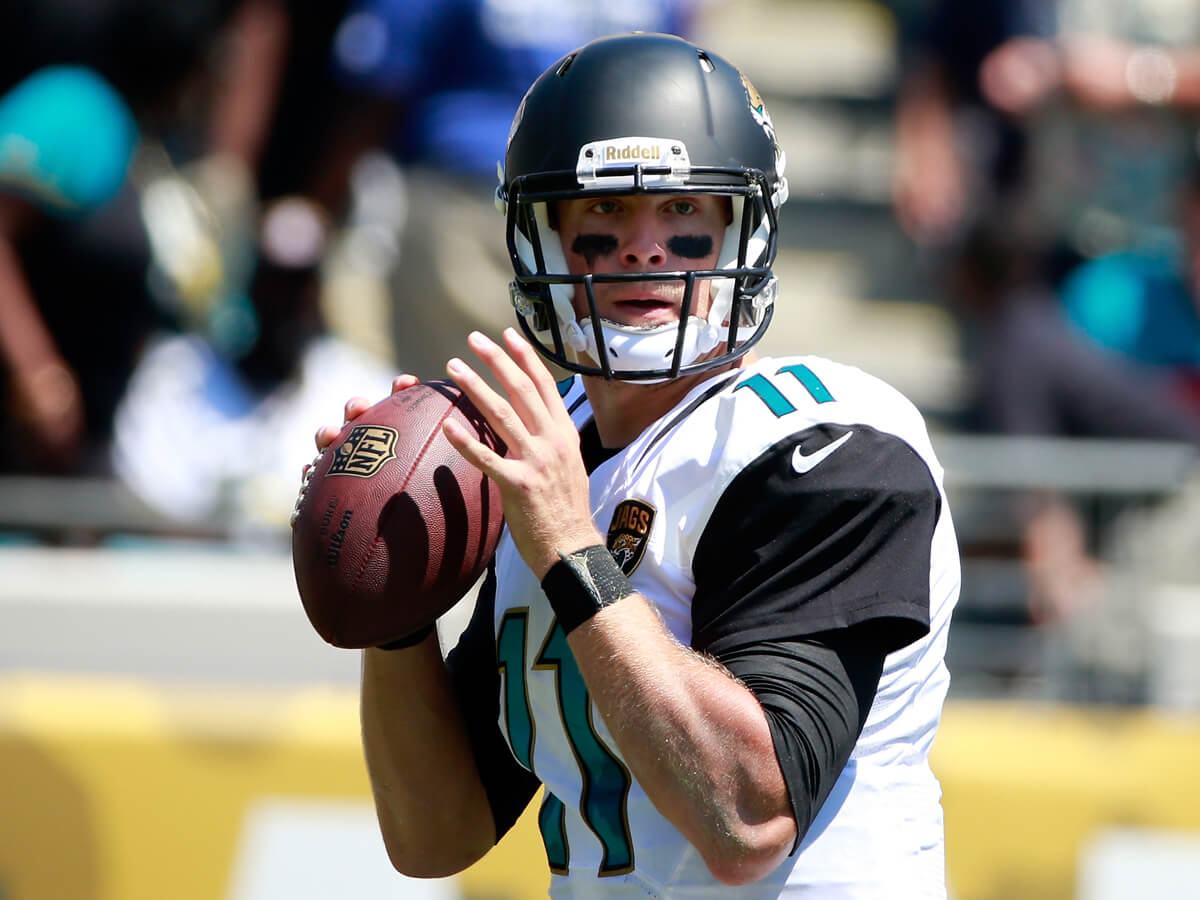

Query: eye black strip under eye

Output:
[667, 235, 713, 259]
[571, 234, 618, 266]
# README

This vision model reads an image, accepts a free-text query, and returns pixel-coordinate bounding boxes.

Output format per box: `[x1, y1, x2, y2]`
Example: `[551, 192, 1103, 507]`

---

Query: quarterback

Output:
[321, 32, 960, 898]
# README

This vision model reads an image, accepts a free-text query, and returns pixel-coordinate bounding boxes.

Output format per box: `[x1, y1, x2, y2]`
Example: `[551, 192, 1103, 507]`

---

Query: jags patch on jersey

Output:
[328, 425, 397, 477]
[606, 499, 655, 575]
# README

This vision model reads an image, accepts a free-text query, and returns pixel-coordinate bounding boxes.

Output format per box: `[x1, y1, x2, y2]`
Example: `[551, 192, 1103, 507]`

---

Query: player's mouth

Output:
[616, 297, 674, 311]
[610, 296, 679, 327]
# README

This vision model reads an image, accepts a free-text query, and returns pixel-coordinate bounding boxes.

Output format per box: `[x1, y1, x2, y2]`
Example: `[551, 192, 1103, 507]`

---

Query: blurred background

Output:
[3, 0, 1200, 897]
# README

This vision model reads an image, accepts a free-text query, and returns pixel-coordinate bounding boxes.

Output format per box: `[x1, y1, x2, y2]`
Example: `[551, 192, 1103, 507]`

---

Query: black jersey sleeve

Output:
[444, 567, 541, 840]
[716, 632, 887, 852]
[691, 423, 940, 657]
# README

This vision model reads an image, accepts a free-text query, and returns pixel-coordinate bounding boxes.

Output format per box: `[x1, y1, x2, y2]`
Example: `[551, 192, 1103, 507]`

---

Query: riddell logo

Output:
[605, 144, 660, 162]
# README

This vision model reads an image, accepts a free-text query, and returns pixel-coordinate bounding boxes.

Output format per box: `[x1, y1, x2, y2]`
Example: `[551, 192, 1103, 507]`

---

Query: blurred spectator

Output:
[110, 195, 394, 535]
[0, 66, 143, 473]
[953, 219, 1200, 445]
[105, 1, 408, 534]
[312, 0, 713, 380]
[0, 1, 287, 477]
[0, 3, 372, 489]
[1059, 161, 1200, 420]
[893, 0, 1200, 256]
[893, 0, 1200, 442]
[947, 215, 1200, 626]
[892, 0, 1056, 250]
[133, 0, 298, 359]
[892, 0, 1200, 633]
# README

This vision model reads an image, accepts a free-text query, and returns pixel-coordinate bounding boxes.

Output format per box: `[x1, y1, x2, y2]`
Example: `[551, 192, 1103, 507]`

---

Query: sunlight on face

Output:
[554, 193, 732, 322]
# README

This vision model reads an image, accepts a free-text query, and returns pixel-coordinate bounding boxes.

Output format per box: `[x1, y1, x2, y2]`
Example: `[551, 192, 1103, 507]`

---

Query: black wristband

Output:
[376, 623, 436, 650]
[540, 545, 634, 634]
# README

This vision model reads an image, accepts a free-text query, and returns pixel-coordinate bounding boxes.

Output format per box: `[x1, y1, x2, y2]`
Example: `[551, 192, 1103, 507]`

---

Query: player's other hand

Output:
[312, 374, 420, 453]
[295, 374, 418, 528]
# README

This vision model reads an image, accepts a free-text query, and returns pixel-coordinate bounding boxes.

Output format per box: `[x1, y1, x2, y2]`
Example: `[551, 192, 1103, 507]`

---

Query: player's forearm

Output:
[568, 596, 796, 885]
[359, 639, 495, 876]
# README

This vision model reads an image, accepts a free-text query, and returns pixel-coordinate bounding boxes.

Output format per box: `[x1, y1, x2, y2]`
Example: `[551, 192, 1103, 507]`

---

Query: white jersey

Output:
[453, 355, 959, 898]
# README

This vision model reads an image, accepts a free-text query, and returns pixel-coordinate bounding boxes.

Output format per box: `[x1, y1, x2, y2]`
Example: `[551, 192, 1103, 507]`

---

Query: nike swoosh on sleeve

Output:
[791, 430, 854, 474]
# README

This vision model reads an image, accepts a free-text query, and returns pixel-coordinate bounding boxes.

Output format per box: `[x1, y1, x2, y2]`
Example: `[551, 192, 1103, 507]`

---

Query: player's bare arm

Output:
[568, 598, 797, 885]
[360, 639, 496, 876]
[444, 328, 797, 885]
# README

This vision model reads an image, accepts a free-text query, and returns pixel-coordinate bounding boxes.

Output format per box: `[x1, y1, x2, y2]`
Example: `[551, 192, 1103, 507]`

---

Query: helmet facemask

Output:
[502, 139, 784, 382]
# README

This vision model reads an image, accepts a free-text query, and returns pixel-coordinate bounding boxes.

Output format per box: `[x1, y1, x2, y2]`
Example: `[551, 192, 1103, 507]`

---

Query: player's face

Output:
[555, 193, 731, 328]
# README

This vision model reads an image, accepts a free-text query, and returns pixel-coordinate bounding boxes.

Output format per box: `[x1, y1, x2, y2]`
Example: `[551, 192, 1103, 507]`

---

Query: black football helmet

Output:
[497, 32, 789, 381]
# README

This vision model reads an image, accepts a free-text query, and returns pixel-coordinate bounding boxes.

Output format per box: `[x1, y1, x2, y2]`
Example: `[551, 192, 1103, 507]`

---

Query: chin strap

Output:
[570, 316, 723, 378]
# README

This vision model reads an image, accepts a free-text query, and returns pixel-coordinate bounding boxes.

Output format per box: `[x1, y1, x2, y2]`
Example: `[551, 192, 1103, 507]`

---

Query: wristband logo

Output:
[606, 498, 656, 576]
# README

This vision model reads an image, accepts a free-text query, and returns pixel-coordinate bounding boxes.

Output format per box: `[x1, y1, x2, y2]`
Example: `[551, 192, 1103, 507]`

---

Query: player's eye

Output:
[666, 199, 698, 215]
[590, 199, 622, 215]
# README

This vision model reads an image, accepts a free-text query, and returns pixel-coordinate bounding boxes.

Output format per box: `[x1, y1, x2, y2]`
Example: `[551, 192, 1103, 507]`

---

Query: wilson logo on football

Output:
[607, 498, 656, 576]
[328, 425, 398, 477]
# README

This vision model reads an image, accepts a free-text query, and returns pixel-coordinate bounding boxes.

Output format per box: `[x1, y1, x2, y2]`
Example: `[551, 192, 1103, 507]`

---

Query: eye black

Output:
[667, 235, 713, 259]
[571, 234, 619, 266]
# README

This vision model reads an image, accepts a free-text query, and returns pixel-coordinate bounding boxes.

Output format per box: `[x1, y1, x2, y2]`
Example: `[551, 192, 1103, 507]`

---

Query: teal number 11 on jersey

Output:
[497, 610, 636, 876]
[735, 364, 835, 415]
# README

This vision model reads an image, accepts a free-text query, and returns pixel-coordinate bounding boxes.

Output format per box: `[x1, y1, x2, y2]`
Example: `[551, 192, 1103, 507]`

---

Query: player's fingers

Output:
[446, 355, 534, 456]
[442, 415, 512, 482]
[501, 327, 573, 427]
[314, 424, 341, 451]
[465, 331, 554, 434]
[343, 396, 372, 422]
[392, 374, 419, 394]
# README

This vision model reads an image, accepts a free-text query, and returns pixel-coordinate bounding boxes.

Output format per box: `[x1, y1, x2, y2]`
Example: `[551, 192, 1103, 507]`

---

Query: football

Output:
[291, 380, 506, 648]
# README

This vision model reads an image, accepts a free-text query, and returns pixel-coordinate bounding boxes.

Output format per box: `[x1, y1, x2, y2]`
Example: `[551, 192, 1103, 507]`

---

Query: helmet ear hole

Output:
[531, 298, 552, 333]
[696, 51, 715, 73]
[509, 281, 554, 334]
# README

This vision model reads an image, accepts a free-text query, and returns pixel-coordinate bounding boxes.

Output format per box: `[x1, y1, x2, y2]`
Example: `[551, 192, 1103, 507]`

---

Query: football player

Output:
[320, 32, 960, 898]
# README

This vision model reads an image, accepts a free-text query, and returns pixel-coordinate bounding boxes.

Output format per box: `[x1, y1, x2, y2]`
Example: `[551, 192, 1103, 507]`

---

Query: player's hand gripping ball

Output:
[291, 380, 506, 648]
